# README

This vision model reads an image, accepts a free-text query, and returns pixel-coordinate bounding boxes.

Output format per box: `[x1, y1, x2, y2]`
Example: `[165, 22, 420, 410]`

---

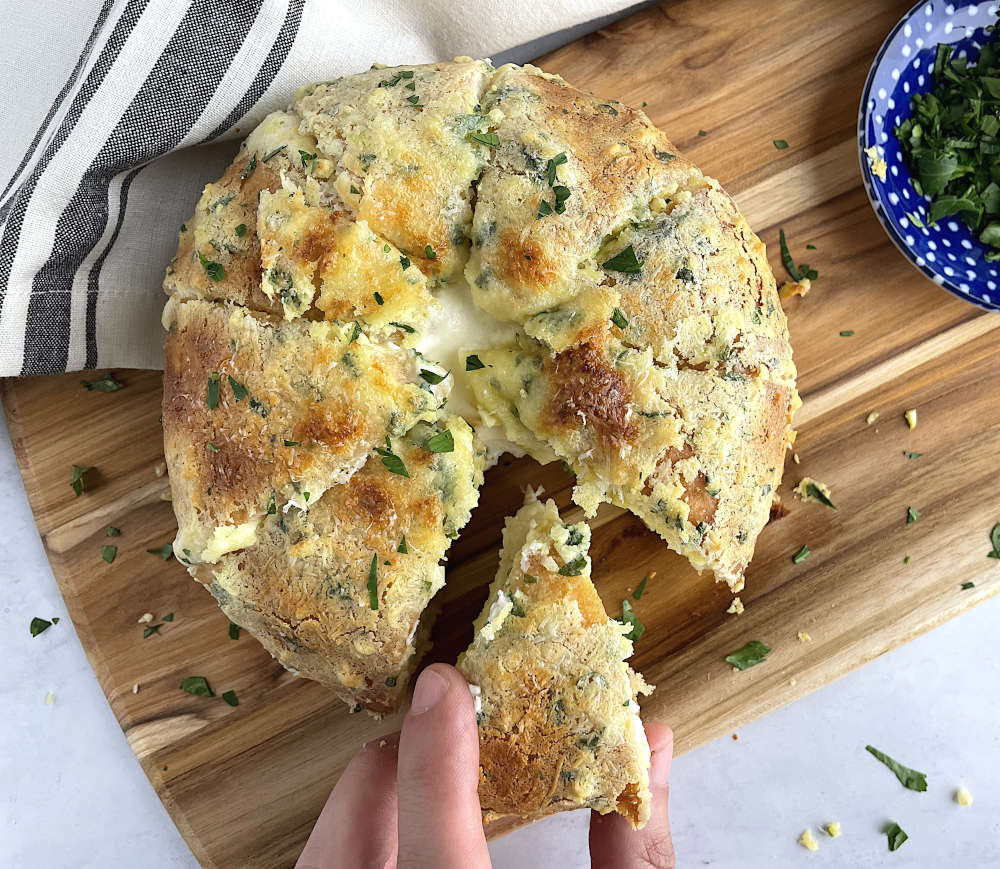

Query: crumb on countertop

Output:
[793, 477, 835, 507]
[797, 631, 812, 643]
[45, 692, 56, 705]
[778, 277, 811, 300]
[138, 612, 154, 624]
[727, 597, 745, 615]
[956, 786, 973, 806]
[154, 460, 167, 478]
[824, 821, 842, 838]
[798, 828, 819, 851]
[904, 408, 917, 429]
[866, 411, 879, 425]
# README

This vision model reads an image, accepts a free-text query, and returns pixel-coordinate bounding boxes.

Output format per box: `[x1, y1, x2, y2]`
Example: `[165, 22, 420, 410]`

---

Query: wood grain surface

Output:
[4, 1, 1000, 866]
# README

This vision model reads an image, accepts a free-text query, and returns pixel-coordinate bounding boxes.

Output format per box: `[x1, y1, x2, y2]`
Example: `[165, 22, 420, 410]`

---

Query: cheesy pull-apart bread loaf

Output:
[162, 57, 796, 712]
[458, 493, 653, 828]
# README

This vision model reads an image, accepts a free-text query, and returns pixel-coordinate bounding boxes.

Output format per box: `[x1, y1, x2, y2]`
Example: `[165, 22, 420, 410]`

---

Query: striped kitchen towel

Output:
[0, 0, 637, 376]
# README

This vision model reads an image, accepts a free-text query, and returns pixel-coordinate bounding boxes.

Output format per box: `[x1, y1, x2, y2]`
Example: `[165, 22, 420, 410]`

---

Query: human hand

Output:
[295, 663, 674, 869]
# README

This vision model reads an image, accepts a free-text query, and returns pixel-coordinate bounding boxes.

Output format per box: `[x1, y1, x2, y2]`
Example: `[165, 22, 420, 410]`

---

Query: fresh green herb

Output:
[419, 369, 447, 385]
[620, 600, 645, 642]
[399, 256, 411, 270]
[906, 506, 921, 524]
[222, 690, 239, 707]
[698, 129, 707, 136]
[406, 94, 422, 106]
[180, 676, 214, 698]
[988, 523, 1000, 559]
[101, 545, 117, 564]
[865, 745, 928, 791]
[385, 675, 398, 687]
[70, 464, 93, 496]
[349, 184, 360, 195]
[375, 437, 409, 477]
[143, 624, 162, 639]
[633, 576, 649, 600]
[792, 545, 810, 564]
[546, 152, 567, 185]
[725, 640, 771, 670]
[805, 482, 837, 510]
[81, 372, 123, 392]
[147, 543, 173, 560]
[30, 617, 53, 637]
[261, 145, 286, 162]
[840, 330, 855, 337]
[206, 443, 220, 453]
[227, 375, 247, 401]
[773, 139, 789, 150]
[389, 321, 415, 333]
[349, 322, 362, 343]
[961, 581, 976, 589]
[298, 150, 316, 168]
[378, 69, 415, 87]
[806, 243, 817, 249]
[465, 354, 485, 371]
[373, 291, 384, 305]
[241, 154, 257, 180]
[779, 229, 815, 282]
[903, 450, 922, 459]
[611, 307, 629, 329]
[886, 822, 908, 852]
[283, 440, 299, 447]
[397, 536, 408, 554]
[601, 244, 643, 275]
[235, 223, 247, 237]
[424, 244, 437, 260]
[558, 554, 587, 577]
[107, 526, 120, 537]
[197, 251, 225, 282]
[895, 34, 1000, 257]
[206, 372, 221, 409]
[468, 131, 500, 148]
[905, 209, 926, 227]
[367, 553, 379, 610]
[228, 622, 240, 640]
[654, 149, 675, 161]
[266, 494, 276, 515]
[537, 199, 553, 218]
[163, 612, 174, 622]
[523, 574, 538, 583]
[425, 430, 455, 453]
[551, 185, 570, 213]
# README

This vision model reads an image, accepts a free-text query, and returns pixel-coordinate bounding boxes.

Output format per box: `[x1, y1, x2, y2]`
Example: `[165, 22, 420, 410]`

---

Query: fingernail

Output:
[650, 745, 671, 790]
[410, 668, 448, 715]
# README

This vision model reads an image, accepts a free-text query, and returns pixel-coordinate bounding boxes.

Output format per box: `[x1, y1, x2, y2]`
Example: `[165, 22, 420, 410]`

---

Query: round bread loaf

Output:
[162, 58, 797, 712]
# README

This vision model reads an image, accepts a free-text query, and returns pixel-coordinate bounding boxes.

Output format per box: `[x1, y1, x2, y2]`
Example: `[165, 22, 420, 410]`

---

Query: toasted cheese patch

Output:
[202, 415, 485, 713]
[458, 493, 652, 828]
[162, 299, 441, 563]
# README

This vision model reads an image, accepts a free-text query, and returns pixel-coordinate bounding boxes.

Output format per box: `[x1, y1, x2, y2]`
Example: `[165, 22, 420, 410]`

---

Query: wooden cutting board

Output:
[5, 0, 1000, 866]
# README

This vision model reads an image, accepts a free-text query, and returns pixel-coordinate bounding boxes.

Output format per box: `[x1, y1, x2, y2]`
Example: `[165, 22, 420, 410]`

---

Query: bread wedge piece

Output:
[457, 492, 652, 827]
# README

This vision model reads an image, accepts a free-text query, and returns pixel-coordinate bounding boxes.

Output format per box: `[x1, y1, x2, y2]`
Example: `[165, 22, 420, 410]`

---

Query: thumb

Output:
[396, 663, 491, 869]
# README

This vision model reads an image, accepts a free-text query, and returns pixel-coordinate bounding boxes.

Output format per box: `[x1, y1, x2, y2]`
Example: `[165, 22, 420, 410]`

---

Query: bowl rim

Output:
[857, 0, 1000, 313]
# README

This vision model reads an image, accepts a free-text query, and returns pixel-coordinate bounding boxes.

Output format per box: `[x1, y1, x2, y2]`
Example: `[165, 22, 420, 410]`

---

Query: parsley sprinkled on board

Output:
[988, 523, 1000, 559]
[906, 506, 921, 524]
[261, 145, 286, 162]
[397, 536, 408, 554]
[222, 690, 239, 707]
[778, 230, 817, 281]
[601, 244, 643, 274]
[886, 822, 908, 852]
[903, 450, 922, 459]
[101, 545, 117, 564]
[81, 372, 123, 392]
[30, 617, 53, 637]
[840, 330, 855, 337]
[143, 624, 162, 639]
[163, 613, 174, 622]
[107, 526, 120, 537]
[961, 581, 976, 589]
[240, 154, 257, 180]
[558, 554, 587, 576]
[147, 543, 173, 560]
[424, 244, 437, 260]
[698, 129, 707, 136]
[468, 131, 500, 148]
[419, 368, 447, 385]
[367, 554, 379, 610]
[235, 223, 247, 237]
[611, 307, 629, 329]
[619, 600, 645, 642]
[633, 576, 649, 600]
[895, 35, 1000, 257]
[228, 622, 241, 640]
[425, 430, 455, 453]
[197, 250, 225, 281]
[375, 436, 409, 477]
[865, 745, 928, 791]
[180, 676, 214, 698]
[206, 372, 221, 409]
[70, 464, 93, 496]
[465, 354, 485, 371]
[773, 139, 789, 150]
[725, 640, 770, 670]
[792, 545, 810, 564]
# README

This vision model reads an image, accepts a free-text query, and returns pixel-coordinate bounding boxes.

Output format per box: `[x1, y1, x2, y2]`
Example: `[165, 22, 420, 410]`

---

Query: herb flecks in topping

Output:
[725, 640, 770, 670]
[399, 256, 411, 271]
[367, 554, 379, 610]
[240, 154, 257, 180]
[81, 372, 123, 392]
[227, 375, 247, 401]
[558, 554, 587, 577]
[70, 464, 93, 496]
[298, 150, 316, 168]
[197, 251, 224, 282]
[398, 536, 408, 554]
[375, 437, 409, 477]
[228, 622, 241, 640]
[206, 372, 221, 409]
[465, 354, 485, 371]
[235, 223, 247, 237]
[419, 369, 447, 385]
[180, 676, 214, 698]
[468, 131, 500, 148]
[866, 745, 928, 791]
[620, 600, 645, 642]
[424, 244, 437, 260]
[611, 307, 629, 330]
[601, 244, 643, 275]
[261, 145, 286, 162]
[425, 430, 455, 453]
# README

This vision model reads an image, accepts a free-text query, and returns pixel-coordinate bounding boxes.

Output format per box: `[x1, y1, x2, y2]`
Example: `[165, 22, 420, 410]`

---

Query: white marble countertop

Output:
[3, 404, 999, 868]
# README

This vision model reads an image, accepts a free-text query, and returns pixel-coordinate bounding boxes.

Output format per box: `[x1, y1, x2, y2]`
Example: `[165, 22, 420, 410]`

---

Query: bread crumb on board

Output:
[138, 612, 154, 624]
[778, 277, 811, 300]
[824, 821, 842, 838]
[793, 477, 835, 508]
[727, 597, 745, 615]
[864, 146, 887, 181]
[154, 460, 167, 478]
[955, 786, 974, 806]
[866, 411, 879, 425]
[904, 408, 917, 429]
[797, 631, 812, 643]
[132, 683, 140, 694]
[798, 828, 819, 851]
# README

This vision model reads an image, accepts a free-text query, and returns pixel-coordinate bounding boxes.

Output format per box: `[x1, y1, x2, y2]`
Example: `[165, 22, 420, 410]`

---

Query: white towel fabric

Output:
[0, 0, 635, 376]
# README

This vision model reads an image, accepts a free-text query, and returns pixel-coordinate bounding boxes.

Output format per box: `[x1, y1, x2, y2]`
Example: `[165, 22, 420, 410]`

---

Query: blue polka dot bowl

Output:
[859, 0, 1000, 311]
